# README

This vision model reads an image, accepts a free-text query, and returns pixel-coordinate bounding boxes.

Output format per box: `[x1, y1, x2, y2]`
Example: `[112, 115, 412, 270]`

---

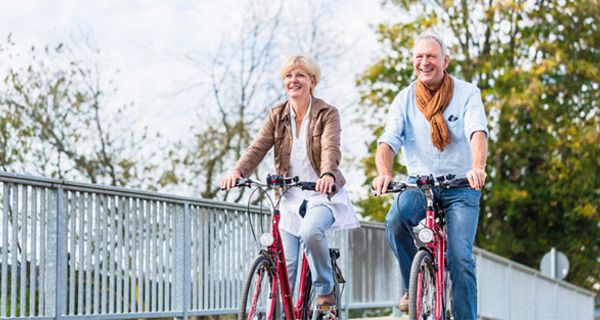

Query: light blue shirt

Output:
[378, 76, 488, 178]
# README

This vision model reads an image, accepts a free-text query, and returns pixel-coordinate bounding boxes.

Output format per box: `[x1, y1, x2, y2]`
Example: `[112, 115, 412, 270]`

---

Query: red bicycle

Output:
[231, 174, 344, 320]
[386, 175, 470, 320]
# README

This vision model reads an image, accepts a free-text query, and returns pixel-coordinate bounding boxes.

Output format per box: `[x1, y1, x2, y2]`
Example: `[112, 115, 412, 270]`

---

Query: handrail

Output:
[0, 172, 595, 320]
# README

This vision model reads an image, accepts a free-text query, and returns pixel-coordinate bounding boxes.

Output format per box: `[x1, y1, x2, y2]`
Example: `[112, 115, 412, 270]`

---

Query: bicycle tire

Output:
[443, 269, 454, 320]
[301, 271, 315, 320]
[238, 254, 280, 320]
[408, 250, 437, 320]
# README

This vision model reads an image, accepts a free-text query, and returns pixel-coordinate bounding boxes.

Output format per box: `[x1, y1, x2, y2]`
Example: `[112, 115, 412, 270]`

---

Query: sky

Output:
[0, 0, 396, 197]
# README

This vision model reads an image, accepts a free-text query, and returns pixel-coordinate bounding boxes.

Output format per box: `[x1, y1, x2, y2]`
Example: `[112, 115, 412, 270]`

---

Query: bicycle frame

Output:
[415, 187, 448, 320]
[267, 206, 312, 320]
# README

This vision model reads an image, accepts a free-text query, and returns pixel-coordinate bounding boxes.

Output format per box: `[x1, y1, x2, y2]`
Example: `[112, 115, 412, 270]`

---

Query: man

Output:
[372, 31, 488, 320]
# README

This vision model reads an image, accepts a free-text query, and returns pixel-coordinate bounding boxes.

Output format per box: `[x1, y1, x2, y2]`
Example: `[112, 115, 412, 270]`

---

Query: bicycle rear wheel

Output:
[303, 275, 340, 320]
[303, 248, 343, 320]
[239, 254, 279, 320]
[408, 250, 437, 320]
[301, 271, 315, 320]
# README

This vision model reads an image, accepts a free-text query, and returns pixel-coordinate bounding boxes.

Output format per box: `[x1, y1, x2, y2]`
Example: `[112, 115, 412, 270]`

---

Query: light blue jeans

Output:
[280, 205, 335, 296]
[385, 186, 481, 320]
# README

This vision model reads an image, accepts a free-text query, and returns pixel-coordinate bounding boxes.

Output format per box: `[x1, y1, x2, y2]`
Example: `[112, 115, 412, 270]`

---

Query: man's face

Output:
[412, 38, 450, 91]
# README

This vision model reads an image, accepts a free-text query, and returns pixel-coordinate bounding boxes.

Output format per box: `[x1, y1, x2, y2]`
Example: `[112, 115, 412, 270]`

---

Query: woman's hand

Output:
[220, 170, 242, 190]
[315, 175, 335, 194]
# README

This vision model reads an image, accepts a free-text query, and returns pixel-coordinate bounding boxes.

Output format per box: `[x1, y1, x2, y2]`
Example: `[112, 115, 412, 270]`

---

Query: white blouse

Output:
[279, 98, 360, 236]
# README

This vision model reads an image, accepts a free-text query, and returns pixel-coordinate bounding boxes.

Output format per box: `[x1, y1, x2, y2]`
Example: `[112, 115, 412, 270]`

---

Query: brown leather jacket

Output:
[234, 97, 346, 193]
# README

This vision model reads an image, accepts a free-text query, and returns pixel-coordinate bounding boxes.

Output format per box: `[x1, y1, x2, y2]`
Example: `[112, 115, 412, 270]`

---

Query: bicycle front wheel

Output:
[408, 250, 437, 320]
[238, 254, 279, 320]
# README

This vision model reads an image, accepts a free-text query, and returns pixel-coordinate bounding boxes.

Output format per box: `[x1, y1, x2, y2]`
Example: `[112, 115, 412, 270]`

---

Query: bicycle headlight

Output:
[418, 228, 434, 243]
[259, 233, 274, 246]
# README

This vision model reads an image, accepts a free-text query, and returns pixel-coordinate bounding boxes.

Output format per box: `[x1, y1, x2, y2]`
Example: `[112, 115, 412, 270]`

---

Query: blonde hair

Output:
[279, 55, 321, 94]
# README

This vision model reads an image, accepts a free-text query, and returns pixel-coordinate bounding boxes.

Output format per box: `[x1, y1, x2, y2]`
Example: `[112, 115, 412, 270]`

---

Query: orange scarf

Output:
[414, 73, 454, 151]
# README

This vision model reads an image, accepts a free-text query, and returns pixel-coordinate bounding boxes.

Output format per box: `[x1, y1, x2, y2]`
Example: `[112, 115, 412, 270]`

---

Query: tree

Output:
[356, 0, 599, 293]
[0, 34, 164, 189]
[172, 0, 343, 202]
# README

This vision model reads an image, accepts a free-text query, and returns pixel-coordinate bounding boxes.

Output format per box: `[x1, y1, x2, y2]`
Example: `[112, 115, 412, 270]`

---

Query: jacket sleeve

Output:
[233, 111, 275, 178]
[319, 107, 344, 189]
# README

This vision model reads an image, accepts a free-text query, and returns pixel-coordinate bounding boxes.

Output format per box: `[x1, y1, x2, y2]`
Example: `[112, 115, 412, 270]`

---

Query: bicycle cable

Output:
[245, 187, 261, 248]
[243, 182, 276, 249]
[395, 191, 430, 246]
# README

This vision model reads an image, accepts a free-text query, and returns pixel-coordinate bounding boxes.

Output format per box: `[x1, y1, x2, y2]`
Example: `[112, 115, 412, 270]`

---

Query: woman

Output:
[220, 55, 359, 309]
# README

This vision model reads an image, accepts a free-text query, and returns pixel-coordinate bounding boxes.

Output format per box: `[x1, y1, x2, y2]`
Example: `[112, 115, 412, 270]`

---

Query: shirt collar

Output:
[289, 96, 312, 121]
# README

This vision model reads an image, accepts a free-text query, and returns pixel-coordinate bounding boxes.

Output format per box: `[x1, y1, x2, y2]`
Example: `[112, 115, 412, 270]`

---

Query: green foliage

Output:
[0, 34, 166, 189]
[357, 0, 599, 294]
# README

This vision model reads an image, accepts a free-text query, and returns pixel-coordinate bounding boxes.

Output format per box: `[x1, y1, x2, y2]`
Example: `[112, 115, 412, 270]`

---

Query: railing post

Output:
[172, 202, 189, 319]
[44, 187, 57, 317]
[345, 229, 352, 319]
[55, 186, 68, 320]
[46, 186, 67, 319]
[183, 203, 191, 320]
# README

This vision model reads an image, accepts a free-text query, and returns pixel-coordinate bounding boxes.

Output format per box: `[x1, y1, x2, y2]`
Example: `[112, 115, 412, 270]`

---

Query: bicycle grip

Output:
[221, 178, 251, 190]
[300, 182, 337, 193]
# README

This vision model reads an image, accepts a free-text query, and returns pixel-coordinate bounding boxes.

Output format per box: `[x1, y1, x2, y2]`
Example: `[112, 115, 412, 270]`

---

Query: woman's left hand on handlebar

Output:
[315, 175, 335, 194]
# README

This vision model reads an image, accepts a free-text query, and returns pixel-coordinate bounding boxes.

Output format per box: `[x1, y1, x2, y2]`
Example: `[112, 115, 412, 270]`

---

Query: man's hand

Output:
[372, 175, 394, 196]
[468, 131, 487, 190]
[374, 143, 396, 196]
[466, 168, 486, 190]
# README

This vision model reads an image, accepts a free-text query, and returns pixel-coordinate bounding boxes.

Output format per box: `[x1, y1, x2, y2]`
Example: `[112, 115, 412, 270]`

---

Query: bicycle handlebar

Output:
[226, 174, 336, 193]
[385, 175, 471, 193]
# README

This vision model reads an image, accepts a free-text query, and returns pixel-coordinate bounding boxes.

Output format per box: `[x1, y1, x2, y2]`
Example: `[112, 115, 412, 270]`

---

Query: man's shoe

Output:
[398, 292, 409, 312]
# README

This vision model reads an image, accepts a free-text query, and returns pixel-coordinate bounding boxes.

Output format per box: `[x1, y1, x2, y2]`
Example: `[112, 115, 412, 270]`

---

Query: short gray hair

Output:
[415, 31, 449, 57]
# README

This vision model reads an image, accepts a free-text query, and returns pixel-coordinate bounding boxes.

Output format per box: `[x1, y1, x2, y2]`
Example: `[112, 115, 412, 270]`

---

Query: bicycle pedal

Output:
[313, 305, 337, 320]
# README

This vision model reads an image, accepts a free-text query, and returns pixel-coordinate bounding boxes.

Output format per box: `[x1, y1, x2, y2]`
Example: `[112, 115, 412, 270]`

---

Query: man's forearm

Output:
[376, 143, 395, 176]
[470, 131, 488, 169]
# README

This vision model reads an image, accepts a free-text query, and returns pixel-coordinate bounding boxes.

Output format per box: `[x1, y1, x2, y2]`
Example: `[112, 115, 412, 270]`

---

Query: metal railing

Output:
[0, 172, 595, 320]
[0, 172, 401, 319]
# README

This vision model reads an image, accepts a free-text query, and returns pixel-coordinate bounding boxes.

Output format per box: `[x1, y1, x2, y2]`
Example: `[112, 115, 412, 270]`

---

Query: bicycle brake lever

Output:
[387, 181, 407, 192]
[234, 178, 252, 188]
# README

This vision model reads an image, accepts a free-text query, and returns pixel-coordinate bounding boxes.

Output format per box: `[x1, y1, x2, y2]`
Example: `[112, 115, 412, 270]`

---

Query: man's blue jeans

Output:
[385, 186, 481, 320]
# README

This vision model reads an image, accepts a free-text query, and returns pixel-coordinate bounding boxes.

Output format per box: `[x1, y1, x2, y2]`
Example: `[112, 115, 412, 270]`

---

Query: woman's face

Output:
[283, 67, 315, 99]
